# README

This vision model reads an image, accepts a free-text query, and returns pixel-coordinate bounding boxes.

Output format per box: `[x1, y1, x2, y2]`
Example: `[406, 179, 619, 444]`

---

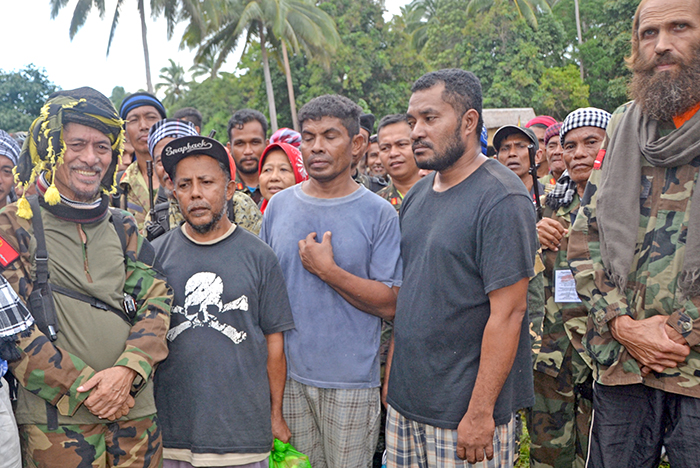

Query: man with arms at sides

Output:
[376, 114, 422, 212]
[227, 109, 269, 204]
[568, 0, 700, 466]
[117, 92, 168, 230]
[145, 119, 261, 240]
[173, 107, 203, 134]
[384, 69, 537, 467]
[260, 94, 402, 468]
[0, 87, 171, 467]
[153, 135, 294, 468]
[529, 108, 610, 468]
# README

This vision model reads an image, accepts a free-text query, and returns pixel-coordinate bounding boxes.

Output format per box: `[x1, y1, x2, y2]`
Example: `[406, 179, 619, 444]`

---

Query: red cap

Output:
[525, 116, 557, 129]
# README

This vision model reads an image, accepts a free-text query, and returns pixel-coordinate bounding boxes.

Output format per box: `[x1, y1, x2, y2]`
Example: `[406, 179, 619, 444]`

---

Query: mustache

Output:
[633, 50, 682, 74]
[412, 140, 434, 152]
[70, 164, 104, 173]
[186, 201, 211, 214]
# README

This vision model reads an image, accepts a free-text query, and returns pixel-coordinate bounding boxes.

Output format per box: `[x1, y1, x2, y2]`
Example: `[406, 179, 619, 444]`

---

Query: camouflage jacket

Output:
[568, 102, 700, 396]
[0, 202, 172, 424]
[118, 161, 152, 231]
[234, 174, 262, 205]
[376, 181, 403, 212]
[354, 171, 388, 193]
[534, 194, 592, 383]
[145, 191, 263, 236]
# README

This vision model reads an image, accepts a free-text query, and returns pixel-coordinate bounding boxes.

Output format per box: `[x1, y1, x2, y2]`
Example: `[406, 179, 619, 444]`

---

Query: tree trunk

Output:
[259, 24, 278, 133]
[138, 0, 154, 94]
[281, 41, 299, 131]
[574, 0, 584, 80]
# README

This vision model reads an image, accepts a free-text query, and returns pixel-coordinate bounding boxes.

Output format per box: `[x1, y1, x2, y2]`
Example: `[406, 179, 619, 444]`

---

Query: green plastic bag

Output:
[270, 439, 312, 468]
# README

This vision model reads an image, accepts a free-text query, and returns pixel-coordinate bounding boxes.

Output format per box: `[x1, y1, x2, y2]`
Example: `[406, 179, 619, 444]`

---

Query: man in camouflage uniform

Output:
[568, 0, 700, 465]
[145, 119, 262, 239]
[376, 114, 421, 212]
[0, 87, 171, 467]
[116, 93, 168, 230]
[528, 108, 610, 468]
[227, 109, 268, 204]
[352, 113, 388, 193]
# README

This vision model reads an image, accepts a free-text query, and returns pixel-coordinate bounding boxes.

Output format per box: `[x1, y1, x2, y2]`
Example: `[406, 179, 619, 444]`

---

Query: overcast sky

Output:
[1, 0, 408, 99]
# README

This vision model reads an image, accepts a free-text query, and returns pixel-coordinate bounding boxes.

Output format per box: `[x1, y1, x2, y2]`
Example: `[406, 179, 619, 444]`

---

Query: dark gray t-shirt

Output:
[153, 226, 294, 454]
[387, 159, 537, 429]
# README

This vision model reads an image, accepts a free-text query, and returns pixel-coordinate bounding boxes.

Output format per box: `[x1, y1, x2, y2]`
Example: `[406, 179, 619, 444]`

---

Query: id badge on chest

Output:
[554, 269, 582, 303]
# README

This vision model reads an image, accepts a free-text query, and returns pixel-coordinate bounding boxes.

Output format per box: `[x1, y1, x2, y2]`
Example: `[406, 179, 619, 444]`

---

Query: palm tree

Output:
[466, 0, 552, 29]
[156, 59, 188, 106]
[401, 0, 438, 53]
[189, 48, 221, 81]
[189, 0, 339, 132]
[50, 0, 155, 93]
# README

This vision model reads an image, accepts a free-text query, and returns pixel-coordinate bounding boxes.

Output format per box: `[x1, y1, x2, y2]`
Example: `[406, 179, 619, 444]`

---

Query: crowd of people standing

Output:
[1, 0, 700, 467]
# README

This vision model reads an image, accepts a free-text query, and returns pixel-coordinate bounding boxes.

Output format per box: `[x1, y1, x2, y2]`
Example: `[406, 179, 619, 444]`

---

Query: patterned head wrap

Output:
[0, 130, 20, 166]
[560, 108, 611, 144]
[270, 128, 302, 148]
[119, 92, 167, 120]
[258, 141, 308, 214]
[543, 122, 563, 146]
[15, 86, 125, 219]
[148, 119, 198, 158]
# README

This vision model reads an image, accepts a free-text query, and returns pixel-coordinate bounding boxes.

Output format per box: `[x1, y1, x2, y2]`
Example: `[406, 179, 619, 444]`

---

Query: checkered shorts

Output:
[385, 405, 515, 468]
[283, 379, 381, 468]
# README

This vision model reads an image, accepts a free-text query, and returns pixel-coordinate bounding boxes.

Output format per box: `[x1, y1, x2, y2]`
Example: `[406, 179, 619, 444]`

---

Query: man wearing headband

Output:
[145, 119, 262, 239]
[0, 130, 20, 209]
[116, 92, 168, 230]
[152, 135, 294, 468]
[529, 107, 610, 468]
[0, 87, 171, 467]
[568, 1, 700, 465]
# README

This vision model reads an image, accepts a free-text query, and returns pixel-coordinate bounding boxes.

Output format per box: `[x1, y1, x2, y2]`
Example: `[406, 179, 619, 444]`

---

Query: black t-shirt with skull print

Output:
[153, 225, 295, 455]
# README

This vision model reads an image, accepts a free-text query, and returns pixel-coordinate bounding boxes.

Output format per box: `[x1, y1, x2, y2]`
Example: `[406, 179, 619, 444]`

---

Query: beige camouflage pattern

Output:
[376, 182, 403, 212]
[568, 102, 700, 397]
[0, 202, 171, 420]
[118, 162, 152, 231]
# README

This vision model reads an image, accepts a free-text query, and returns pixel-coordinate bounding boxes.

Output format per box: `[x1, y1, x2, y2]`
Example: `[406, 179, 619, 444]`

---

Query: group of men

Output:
[0, 0, 699, 467]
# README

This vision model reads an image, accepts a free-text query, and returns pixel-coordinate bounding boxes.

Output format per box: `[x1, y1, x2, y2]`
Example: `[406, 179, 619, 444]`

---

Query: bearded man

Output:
[568, 0, 700, 466]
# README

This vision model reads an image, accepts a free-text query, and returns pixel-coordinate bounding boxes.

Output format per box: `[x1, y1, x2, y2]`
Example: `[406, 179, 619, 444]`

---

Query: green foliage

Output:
[534, 64, 589, 119]
[0, 65, 58, 133]
[110, 86, 129, 111]
[156, 59, 189, 107]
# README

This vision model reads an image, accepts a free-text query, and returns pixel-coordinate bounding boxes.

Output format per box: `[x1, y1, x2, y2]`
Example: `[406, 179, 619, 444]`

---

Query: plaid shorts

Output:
[283, 379, 381, 468]
[385, 405, 515, 468]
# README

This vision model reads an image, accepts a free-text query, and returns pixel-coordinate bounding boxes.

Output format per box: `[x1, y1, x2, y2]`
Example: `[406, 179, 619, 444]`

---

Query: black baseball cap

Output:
[492, 125, 539, 152]
[360, 113, 375, 134]
[162, 136, 231, 179]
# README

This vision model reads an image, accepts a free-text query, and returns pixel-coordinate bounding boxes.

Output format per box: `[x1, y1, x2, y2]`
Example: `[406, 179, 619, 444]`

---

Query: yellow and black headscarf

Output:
[15, 87, 125, 219]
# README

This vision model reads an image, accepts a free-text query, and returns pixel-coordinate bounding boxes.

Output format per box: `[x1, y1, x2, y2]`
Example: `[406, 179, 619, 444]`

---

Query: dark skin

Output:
[124, 106, 161, 190]
[0, 155, 14, 209]
[396, 83, 528, 464]
[172, 155, 290, 442]
[298, 116, 398, 320]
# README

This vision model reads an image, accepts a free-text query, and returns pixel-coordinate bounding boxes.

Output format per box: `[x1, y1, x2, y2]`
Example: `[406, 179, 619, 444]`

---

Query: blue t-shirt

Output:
[260, 184, 402, 389]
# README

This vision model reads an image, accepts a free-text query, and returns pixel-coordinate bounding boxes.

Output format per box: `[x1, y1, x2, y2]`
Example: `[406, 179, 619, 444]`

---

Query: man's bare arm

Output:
[266, 332, 291, 444]
[457, 277, 529, 464]
[298, 231, 398, 320]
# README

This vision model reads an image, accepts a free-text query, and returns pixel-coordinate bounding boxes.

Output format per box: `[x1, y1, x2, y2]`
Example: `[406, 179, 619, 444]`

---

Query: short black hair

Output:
[411, 69, 483, 135]
[377, 113, 410, 135]
[298, 95, 362, 137]
[227, 109, 268, 141]
[173, 107, 203, 129]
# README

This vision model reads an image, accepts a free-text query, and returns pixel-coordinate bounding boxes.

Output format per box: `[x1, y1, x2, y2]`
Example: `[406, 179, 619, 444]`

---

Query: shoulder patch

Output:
[0, 235, 19, 268]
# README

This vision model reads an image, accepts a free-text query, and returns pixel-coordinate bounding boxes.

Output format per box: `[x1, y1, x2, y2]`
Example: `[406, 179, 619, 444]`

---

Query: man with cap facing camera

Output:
[152, 135, 294, 468]
[0, 87, 172, 467]
[494, 125, 543, 203]
[117, 92, 168, 230]
[528, 107, 610, 468]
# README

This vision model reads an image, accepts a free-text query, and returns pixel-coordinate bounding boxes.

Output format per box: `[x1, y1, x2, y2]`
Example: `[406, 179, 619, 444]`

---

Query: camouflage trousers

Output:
[526, 348, 592, 468]
[20, 414, 162, 468]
